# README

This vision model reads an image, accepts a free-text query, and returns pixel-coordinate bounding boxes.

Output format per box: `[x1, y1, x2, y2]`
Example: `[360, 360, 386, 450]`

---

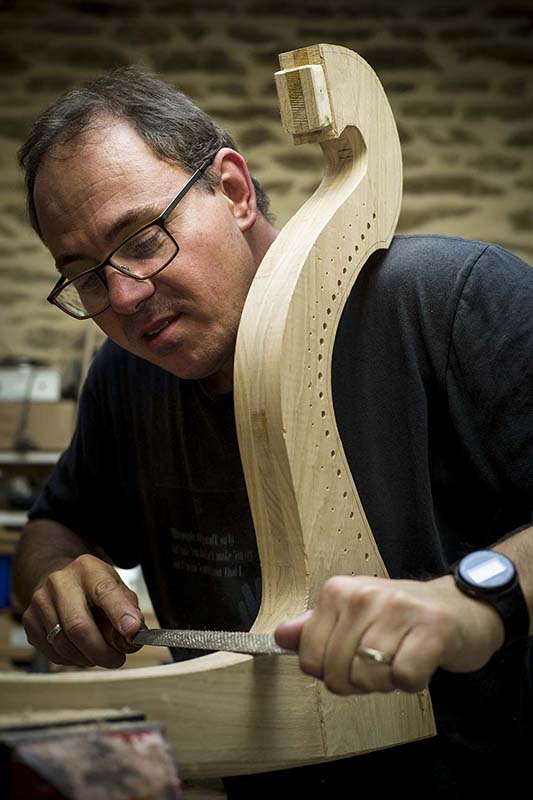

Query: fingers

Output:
[84, 566, 144, 640]
[23, 603, 95, 667]
[388, 623, 446, 693]
[22, 554, 143, 669]
[312, 576, 399, 694]
[274, 610, 313, 651]
[288, 575, 450, 696]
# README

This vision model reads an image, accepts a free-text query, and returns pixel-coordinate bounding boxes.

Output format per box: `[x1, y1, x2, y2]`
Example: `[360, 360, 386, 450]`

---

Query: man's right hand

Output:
[22, 554, 144, 668]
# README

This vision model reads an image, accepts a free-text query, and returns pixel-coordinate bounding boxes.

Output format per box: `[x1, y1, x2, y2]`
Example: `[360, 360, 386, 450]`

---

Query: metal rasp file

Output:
[132, 628, 295, 655]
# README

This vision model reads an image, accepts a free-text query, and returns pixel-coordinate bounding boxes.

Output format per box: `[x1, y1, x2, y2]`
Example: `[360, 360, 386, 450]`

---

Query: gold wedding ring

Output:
[46, 623, 62, 644]
[357, 645, 394, 666]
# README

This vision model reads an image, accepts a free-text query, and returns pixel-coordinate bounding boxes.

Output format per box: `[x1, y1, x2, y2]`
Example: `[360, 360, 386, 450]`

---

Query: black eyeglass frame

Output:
[47, 150, 219, 320]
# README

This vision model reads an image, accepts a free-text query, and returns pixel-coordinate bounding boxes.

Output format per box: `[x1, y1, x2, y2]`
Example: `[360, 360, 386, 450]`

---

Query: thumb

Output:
[92, 606, 145, 654]
[274, 610, 313, 651]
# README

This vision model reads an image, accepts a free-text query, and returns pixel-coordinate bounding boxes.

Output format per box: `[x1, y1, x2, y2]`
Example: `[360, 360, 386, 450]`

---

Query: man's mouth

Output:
[145, 319, 173, 338]
[141, 315, 181, 347]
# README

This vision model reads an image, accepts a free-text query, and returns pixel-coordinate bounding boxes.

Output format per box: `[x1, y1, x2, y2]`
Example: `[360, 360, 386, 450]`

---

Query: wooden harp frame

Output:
[0, 44, 435, 779]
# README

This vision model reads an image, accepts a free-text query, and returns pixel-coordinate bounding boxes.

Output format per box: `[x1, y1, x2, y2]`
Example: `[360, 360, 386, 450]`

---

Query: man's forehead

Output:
[33, 118, 190, 263]
[45, 123, 144, 177]
[34, 125, 189, 228]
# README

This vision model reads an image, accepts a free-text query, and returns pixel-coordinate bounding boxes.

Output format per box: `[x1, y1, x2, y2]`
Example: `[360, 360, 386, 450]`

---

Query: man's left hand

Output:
[274, 574, 505, 695]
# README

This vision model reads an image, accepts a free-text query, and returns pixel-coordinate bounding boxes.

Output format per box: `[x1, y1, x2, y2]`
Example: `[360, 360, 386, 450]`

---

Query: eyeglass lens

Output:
[56, 224, 178, 317]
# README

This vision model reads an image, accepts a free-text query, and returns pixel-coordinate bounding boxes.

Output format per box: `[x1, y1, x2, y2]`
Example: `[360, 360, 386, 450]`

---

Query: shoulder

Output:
[372, 234, 492, 287]
[376, 233, 530, 280]
[366, 234, 532, 311]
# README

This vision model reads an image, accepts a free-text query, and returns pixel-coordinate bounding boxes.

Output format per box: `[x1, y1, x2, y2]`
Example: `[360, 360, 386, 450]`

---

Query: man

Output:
[13, 67, 533, 797]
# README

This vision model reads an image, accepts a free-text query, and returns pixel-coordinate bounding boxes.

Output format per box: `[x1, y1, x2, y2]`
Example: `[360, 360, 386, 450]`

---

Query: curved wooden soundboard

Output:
[0, 44, 435, 778]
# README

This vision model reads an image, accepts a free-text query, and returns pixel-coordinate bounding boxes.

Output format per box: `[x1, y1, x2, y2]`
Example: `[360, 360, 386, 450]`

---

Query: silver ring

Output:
[46, 623, 62, 645]
[357, 645, 394, 666]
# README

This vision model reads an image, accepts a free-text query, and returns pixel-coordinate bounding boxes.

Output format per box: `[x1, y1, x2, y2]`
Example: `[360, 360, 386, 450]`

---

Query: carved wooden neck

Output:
[234, 44, 403, 629]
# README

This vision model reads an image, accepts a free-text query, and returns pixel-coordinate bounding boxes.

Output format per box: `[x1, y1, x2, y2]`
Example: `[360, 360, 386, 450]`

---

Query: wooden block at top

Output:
[275, 64, 332, 136]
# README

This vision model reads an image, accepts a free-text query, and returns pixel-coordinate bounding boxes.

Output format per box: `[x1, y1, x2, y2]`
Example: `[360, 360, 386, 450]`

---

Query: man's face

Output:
[34, 118, 259, 388]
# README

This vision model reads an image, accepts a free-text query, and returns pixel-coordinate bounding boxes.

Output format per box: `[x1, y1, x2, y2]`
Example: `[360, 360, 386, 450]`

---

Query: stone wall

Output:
[0, 0, 531, 371]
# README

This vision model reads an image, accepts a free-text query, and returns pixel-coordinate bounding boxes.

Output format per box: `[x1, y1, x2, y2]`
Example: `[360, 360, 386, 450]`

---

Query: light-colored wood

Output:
[0, 652, 433, 778]
[235, 40, 435, 760]
[275, 64, 332, 135]
[0, 44, 435, 778]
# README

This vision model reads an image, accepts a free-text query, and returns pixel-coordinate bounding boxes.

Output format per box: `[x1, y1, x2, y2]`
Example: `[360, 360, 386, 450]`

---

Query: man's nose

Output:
[105, 268, 155, 314]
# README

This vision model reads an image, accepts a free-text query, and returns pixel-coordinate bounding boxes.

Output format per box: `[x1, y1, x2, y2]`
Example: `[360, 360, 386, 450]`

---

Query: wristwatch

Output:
[452, 550, 530, 646]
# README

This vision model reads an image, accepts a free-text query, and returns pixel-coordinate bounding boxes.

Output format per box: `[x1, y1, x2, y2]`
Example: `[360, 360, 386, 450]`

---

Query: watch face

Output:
[458, 550, 515, 591]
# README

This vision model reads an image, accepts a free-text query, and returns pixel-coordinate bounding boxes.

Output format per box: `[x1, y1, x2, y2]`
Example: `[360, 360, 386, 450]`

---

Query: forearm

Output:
[493, 524, 533, 635]
[12, 518, 95, 612]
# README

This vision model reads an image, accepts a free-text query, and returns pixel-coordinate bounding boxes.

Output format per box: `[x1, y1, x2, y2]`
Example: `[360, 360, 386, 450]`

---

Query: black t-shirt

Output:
[29, 234, 533, 795]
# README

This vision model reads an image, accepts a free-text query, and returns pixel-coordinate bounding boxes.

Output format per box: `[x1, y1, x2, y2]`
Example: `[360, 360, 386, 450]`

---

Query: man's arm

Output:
[12, 519, 144, 669]
[275, 525, 533, 696]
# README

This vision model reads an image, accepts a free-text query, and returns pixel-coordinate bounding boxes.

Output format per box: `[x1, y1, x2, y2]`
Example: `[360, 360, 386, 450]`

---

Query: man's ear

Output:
[215, 148, 258, 233]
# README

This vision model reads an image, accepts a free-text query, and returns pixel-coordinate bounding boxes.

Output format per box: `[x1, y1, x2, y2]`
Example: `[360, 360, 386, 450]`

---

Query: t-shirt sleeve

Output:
[446, 243, 533, 506]
[27, 348, 141, 568]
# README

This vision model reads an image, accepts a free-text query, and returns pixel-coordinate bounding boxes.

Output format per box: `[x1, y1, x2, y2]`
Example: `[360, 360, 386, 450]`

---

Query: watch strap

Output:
[452, 555, 530, 647]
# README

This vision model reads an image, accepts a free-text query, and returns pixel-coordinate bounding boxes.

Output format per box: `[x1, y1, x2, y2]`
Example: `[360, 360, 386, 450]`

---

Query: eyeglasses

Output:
[47, 150, 219, 320]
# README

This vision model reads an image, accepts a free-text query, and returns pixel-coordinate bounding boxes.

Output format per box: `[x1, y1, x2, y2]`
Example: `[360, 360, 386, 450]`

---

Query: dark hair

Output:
[18, 66, 273, 236]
